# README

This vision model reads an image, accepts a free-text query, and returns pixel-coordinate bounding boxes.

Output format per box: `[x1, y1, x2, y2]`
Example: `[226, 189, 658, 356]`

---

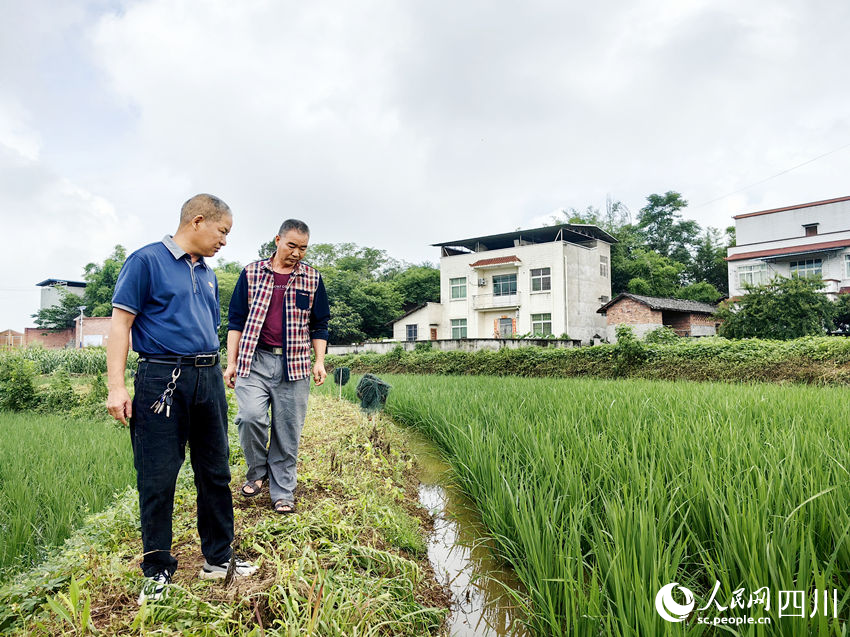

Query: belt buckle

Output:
[194, 354, 217, 367]
[271, 347, 284, 355]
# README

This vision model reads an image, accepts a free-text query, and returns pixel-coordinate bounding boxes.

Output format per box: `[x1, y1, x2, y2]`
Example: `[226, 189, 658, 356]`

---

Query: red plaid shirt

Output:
[235, 258, 322, 379]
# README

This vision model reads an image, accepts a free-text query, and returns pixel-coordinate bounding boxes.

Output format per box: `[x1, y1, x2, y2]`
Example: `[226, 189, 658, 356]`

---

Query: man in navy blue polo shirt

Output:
[106, 194, 257, 604]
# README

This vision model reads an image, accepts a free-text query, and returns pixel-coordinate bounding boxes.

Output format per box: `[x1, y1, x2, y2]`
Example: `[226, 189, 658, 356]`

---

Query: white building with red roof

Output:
[391, 224, 614, 344]
[726, 196, 850, 299]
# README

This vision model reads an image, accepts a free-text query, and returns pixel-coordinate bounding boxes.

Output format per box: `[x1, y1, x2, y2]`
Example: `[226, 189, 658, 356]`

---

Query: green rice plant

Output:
[0, 412, 135, 581]
[319, 375, 850, 636]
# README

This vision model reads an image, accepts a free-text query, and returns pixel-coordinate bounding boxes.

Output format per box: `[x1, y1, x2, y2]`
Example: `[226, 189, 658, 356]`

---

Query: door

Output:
[498, 318, 513, 338]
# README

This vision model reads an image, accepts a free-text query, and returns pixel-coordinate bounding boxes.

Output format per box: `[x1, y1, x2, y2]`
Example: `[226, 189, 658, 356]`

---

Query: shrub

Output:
[643, 326, 679, 344]
[0, 358, 39, 411]
[39, 368, 80, 413]
[613, 325, 646, 375]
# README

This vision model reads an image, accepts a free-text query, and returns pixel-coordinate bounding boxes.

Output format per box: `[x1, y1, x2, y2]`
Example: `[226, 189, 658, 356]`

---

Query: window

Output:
[738, 263, 768, 287]
[531, 313, 552, 336]
[450, 277, 467, 299]
[405, 324, 417, 341]
[845, 254, 850, 278]
[451, 318, 467, 339]
[804, 224, 819, 237]
[790, 258, 822, 279]
[600, 255, 609, 277]
[492, 274, 517, 296]
[530, 268, 551, 292]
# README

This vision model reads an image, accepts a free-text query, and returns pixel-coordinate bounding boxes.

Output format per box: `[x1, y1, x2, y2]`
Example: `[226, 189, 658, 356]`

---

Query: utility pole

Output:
[77, 306, 86, 348]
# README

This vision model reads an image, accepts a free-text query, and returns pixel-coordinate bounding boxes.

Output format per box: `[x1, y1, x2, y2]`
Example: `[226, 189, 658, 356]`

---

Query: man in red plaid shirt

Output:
[223, 219, 330, 514]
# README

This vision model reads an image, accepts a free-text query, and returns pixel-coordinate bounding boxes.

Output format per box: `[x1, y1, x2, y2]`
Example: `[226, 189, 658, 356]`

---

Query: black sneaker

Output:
[199, 557, 259, 580]
[137, 571, 171, 604]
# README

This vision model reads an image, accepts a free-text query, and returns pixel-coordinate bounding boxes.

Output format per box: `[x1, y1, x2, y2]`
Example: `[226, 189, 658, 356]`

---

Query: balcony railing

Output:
[472, 292, 521, 310]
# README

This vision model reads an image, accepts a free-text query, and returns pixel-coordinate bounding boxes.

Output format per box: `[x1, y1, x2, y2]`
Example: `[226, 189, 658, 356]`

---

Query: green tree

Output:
[686, 228, 731, 295]
[215, 265, 241, 349]
[675, 281, 722, 304]
[831, 294, 850, 334]
[388, 265, 440, 308]
[82, 245, 126, 316]
[31, 287, 88, 329]
[636, 192, 699, 266]
[623, 249, 683, 297]
[258, 239, 276, 259]
[328, 301, 366, 344]
[716, 276, 834, 339]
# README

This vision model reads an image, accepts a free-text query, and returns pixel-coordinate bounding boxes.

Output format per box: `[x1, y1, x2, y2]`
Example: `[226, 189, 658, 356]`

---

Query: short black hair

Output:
[278, 219, 310, 236]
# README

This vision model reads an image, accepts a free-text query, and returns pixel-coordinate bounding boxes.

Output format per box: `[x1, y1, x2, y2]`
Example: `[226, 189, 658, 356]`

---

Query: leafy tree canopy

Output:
[716, 276, 835, 339]
[31, 287, 86, 330]
[83, 245, 126, 316]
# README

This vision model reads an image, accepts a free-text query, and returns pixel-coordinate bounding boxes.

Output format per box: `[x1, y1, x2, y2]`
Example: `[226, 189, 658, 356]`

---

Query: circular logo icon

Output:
[655, 583, 695, 623]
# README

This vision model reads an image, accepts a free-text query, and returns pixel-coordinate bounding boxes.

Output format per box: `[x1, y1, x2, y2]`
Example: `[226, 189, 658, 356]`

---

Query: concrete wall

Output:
[391, 303, 443, 341]
[39, 284, 85, 310]
[735, 200, 850, 245]
[328, 337, 580, 356]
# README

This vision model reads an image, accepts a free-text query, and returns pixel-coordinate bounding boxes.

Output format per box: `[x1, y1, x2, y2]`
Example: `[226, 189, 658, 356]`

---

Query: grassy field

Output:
[0, 412, 135, 582]
[0, 395, 448, 635]
[318, 374, 850, 636]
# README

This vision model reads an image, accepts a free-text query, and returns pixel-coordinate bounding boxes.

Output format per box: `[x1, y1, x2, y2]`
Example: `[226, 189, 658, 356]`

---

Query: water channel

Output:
[409, 433, 529, 637]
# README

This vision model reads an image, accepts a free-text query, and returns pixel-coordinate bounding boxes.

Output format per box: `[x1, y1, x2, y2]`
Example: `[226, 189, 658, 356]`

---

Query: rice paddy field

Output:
[0, 412, 135, 581]
[319, 374, 850, 636]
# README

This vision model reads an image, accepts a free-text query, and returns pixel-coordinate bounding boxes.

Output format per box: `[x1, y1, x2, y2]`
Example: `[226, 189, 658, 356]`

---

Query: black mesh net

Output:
[333, 367, 351, 386]
[355, 373, 391, 413]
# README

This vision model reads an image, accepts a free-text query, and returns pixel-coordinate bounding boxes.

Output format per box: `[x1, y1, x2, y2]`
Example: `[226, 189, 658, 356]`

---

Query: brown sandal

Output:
[240, 480, 263, 498]
[274, 500, 295, 514]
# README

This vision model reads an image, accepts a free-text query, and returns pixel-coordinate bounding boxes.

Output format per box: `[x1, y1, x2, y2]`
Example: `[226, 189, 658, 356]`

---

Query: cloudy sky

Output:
[2, 0, 849, 330]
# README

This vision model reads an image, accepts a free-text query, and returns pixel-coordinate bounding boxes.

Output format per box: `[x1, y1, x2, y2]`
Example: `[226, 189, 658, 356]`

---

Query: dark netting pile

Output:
[333, 367, 351, 386]
[355, 373, 391, 413]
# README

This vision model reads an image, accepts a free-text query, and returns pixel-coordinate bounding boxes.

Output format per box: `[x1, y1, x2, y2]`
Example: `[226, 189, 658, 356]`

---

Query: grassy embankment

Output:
[318, 374, 850, 636]
[0, 393, 448, 636]
[326, 336, 850, 385]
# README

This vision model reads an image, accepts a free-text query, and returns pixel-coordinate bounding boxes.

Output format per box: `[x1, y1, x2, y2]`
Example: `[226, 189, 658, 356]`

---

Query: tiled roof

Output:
[598, 293, 717, 315]
[733, 195, 850, 219]
[469, 255, 521, 267]
[726, 238, 850, 261]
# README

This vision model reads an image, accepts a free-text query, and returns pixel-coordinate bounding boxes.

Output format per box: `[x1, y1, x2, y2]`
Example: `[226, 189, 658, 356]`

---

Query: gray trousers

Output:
[234, 349, 310, 505]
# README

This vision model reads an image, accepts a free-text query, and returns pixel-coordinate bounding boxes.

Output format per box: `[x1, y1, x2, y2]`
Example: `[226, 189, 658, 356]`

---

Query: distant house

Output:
[597, 293, 719, 341]
[726, 195, 850, 299]
[0, 329, 24, 349]
[35, 278, 86, 310]
[391, 223, 616, 345]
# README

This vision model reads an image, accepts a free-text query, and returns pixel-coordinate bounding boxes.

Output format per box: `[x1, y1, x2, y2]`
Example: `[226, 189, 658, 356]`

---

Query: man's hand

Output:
[107, 386, 133, 426]
[312, 361, 327, 386]
[223, 363, 237, 389]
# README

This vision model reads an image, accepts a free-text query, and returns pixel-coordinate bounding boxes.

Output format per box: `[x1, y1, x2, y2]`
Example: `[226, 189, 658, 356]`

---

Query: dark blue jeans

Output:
[130, 361, 234, 577]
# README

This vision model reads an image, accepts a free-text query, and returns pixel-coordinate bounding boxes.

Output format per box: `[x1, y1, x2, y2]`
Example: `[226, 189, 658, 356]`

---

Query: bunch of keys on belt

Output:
[151, 367, 181, 417]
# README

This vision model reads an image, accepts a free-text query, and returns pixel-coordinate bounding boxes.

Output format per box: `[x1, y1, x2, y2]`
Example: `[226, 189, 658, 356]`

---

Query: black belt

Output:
[138, 353, 220, 367]
[256, 343, 285, 355]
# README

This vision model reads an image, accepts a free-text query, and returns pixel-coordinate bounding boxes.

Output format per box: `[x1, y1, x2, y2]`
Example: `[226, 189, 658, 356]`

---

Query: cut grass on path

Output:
[0, 395, 449, 636]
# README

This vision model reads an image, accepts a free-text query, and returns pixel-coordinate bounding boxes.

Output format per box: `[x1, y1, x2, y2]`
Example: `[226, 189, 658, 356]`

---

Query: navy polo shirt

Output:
[112, 235, 221, 356]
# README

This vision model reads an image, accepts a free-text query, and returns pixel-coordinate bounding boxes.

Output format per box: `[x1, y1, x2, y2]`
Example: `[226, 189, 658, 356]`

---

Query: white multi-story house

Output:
[726, 195, 850, 299]
[392, 224, 615, 344]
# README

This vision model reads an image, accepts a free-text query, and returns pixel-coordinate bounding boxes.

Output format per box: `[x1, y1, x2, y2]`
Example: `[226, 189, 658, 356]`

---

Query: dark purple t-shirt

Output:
[258, 272, 291, 346]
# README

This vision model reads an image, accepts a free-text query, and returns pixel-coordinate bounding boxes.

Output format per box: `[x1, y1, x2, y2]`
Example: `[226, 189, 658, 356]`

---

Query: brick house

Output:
[0, 329, 24, 349]
[24, 317, 114, 349]
[597, 293, 719, 341]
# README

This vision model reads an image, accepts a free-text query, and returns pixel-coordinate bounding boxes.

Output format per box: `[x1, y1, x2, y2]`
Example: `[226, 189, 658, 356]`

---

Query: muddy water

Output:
[410, 434, 529, 637]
